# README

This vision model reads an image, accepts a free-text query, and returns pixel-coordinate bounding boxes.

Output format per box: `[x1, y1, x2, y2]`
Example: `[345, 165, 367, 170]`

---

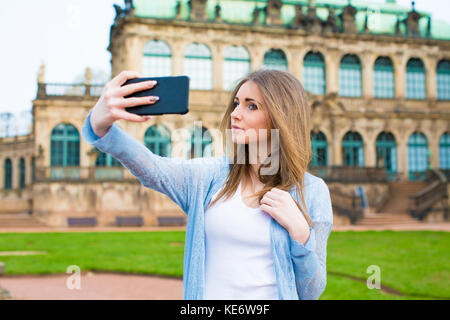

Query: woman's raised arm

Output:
[82, 71, 221, 214]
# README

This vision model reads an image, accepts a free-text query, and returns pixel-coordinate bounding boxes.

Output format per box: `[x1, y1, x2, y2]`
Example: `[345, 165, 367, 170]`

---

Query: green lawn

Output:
[0, 230, 448, 300]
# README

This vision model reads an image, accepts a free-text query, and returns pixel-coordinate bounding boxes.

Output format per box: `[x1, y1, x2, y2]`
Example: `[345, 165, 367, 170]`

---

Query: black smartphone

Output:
[122, 75, 190, 115]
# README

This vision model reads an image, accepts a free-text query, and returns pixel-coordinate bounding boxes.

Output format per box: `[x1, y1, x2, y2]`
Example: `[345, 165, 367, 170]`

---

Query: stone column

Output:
[25, 156, 32, 187]
[333, 125, 345, 166]
[80, 126, 93, 169]
[172, 41, 185, 76]
[393, 54, 406, 99]
[397, 137, 408, 181]
[0, 157, 4, 190]
[429, 135, 440, 169]
[250, 47, 265, 72]
[362, 52, 375, 99]
[424, 57, 437, 101]
[325, 51, 339, 94]
[329, 118, 338, 166]
[12, 157, 18, 190]
[124, 35, 144, 73]
[287, 49, 302, 80]
[365, 135, 376, 167]
[212, 43, 224, 91]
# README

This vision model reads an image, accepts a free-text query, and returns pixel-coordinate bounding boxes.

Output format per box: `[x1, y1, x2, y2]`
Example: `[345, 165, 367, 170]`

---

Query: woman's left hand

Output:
[260, 187, 310, 245]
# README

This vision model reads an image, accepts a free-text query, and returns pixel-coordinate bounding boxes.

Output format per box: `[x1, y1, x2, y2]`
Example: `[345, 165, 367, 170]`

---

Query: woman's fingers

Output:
[113, 109, 152, 122]
[263, 192, 278, 201]
[118, 79, 157, 97]
[109, 70, 142, 88]
[121, 96, 159, 108]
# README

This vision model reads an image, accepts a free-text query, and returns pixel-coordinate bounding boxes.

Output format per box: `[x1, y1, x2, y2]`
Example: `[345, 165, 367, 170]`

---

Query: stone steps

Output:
[378, 182, 428, 214]
[357, 213, 421, 226]
[0, 213, 47, 228]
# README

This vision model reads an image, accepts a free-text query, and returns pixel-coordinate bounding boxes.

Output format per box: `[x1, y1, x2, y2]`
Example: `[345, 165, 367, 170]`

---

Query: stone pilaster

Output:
[394, 54, 406, 99]
[429, 134, 440, 169]
[124, 35, 144, 72]
[25, 156, 32, 186]
[250, 48, 265, 72]
[171, 42, 185, 76]
[12, 157, 18, 190]
[0, 157, 4, 190]
[365, 136, 376, 167]
[397, 137, 409, 180]
[424, 57, 437, 101]
[212, 43, 224, 91]
[362, 52, 376, 99]
[287, 49, 302, 81]
[325, 52, 339, 94]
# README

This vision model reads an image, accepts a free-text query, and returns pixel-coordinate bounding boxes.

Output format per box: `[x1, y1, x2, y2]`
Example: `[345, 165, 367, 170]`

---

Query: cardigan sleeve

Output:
[288, 178, 333, 300]
[81, 110, 221, 214]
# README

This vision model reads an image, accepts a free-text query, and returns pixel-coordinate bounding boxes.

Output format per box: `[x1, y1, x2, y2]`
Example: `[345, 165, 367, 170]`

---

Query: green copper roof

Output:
[132, 0, 450, 40]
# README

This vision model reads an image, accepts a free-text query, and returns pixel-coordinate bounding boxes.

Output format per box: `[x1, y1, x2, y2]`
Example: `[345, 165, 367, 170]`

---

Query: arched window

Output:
[375, 132, 397, 180]
[189, 125, 213, 159]
[374, 57, 395, 98]
[406, 58, 426, 100]
[439, 132, 450, 170]
[95, 151, 121, 167]
[184, 43, 213, 90]
[95, 149, 122, 180]
[408, 132, 428, 181]
[262, 49, 288, 71]
[437, 59, 450, 101]
[50, 123, 80, 179]
[50, 123, 80, 166]
[311, 131, 328, 166]
[223, 45, 251, 91]
[144, 125, 172, 157]
[142, 40, 172, 77]
[342, 131, 364, 167]
[339, 54, 362, 97]
[303, 52, 326, 95]
[19, 157, 25, 189]
[4, 158, 12, 190]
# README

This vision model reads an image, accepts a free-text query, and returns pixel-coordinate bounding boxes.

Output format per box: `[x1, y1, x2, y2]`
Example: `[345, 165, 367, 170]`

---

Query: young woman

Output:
[82, 69, 333, 300]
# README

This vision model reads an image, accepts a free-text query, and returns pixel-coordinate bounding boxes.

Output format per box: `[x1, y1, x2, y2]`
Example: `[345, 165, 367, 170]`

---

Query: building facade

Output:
[1, 0, 449, 226]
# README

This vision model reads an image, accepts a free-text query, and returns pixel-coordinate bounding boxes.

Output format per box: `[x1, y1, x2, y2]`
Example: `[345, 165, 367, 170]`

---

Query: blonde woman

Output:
[82, 69, 333, 300]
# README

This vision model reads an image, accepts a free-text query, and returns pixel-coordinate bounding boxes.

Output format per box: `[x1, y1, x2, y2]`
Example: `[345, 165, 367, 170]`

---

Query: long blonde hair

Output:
[207, 69, 313, 227]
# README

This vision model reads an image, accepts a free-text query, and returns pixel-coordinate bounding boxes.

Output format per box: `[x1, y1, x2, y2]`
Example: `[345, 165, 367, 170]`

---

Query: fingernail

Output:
[153, 96, 159, 101]
[151, 80, 157, 85]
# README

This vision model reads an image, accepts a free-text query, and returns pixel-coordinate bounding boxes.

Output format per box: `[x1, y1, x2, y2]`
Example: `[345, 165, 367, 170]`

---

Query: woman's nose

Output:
[231, 107, 241, 120]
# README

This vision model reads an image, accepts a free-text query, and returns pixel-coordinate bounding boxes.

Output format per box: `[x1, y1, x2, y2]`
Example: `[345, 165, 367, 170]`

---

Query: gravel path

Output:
[0, 272, 182, 300]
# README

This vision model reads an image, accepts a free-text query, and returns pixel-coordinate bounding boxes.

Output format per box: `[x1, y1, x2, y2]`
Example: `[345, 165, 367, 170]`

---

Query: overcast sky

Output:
[0, 0, 449, 128]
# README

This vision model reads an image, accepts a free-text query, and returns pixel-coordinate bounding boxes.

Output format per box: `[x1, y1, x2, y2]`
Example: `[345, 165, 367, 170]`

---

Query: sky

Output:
[0, 0, 449, 135]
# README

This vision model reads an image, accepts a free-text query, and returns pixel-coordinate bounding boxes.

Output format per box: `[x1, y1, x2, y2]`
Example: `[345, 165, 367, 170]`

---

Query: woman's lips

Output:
[232, 126, 242, 130]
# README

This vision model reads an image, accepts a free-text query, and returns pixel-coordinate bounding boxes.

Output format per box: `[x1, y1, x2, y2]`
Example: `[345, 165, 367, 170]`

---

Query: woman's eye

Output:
[232, 101, 257, 110]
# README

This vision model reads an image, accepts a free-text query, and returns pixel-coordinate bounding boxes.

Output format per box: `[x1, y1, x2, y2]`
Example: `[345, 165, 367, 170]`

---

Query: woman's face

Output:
[230, 81, 271, 145]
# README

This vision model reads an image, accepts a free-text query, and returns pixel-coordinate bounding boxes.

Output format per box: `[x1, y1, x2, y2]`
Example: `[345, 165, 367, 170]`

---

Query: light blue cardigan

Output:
[82, 111, 333, 300]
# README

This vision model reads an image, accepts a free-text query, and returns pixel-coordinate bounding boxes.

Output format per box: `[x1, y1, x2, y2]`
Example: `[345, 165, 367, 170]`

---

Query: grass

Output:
[0, 230, 448, 300]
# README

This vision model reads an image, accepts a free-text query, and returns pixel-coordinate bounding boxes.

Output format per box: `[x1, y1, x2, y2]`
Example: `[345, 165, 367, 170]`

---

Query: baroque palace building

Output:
[1, 0, 449, 227]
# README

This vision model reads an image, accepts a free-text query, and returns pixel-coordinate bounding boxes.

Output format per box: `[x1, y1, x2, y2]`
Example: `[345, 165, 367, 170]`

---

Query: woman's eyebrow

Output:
[234, 97, 261, 104]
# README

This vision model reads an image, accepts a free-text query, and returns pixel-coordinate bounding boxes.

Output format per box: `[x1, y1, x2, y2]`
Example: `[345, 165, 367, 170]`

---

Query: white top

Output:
[204, 181, 278, 300]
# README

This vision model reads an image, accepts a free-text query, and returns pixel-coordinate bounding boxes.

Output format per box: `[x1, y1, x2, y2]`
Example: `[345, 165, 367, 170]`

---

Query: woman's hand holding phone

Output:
[90, 70, 159, 138]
